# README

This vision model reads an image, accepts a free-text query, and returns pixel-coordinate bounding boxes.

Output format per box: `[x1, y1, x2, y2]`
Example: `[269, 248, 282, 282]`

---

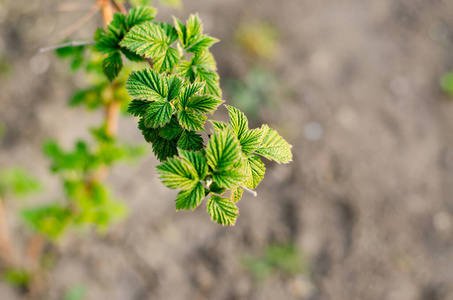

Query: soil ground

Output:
[2, 0, 453, 299]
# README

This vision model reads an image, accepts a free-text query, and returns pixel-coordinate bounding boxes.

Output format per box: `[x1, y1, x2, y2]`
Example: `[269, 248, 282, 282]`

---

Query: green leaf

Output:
[127, 99, 150, 117]
[153, 46, 180, 73]
[210, 120, 228, 132]
[158, 22, 178, 44]
[230, 187, 243, 203]
[241, 155, 265, 189]
[212, 168, 248, 189]
[179, 149, 208, 179]
[178, 82, 205, 108]
[175, 181, 204, 210]
[126, 7, 157, 29]
[185, 95, 223, 114]
[102, 51, 123, 82]
[255, 125, 293, 164]
[120, 22, 169, 58]
[207, 195, 238, 226]
[186, 35, 219, 53]
[157, 156, 199, 190]
[144, 101, 173, 128]
[177, 130, 204, 151]
[192, 50, 217, 71]
[206, 128, 242, 171]
[209, 181, 226, 195]
[0, 168, 41, 198]
[178, 109, 207, 131]
[226, 105, 248, 139]
[126, 68, 168, 101]
[159, 117, 183, 140]
[196, 68, 221, 97]
[22, 204, 71, 239]
[186, 14, 203, 39]
[166, 74, 184, 101]
[240, 128, 264, 155]
[151, 135, 178, 162]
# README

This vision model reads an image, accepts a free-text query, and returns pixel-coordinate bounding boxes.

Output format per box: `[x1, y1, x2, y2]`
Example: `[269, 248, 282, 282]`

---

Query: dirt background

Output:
[2, 0, 453, 299]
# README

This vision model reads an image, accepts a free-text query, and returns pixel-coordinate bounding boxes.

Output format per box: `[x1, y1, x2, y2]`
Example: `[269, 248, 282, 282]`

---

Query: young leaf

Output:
[226, 105, 248, 139]
[166, 75, 184, 101]
[156, 156, 199, 190]
[159, 117, 183, 140]
[175, 181, 204, 210]
[185, 95, 223, 114]
[126, 7, 157, 29]
[120, 22, 169, 58]
[210, 120, 228, 132]
[212, 168, 248, 189]
[126, 68, 168, 101]
[240, 128, 264, 155]
[179, 82, 205, 108]
[177, 130, 204, 151]
[206, 129, 242, 171]
[102, 51, 123, 82]
[185, 35, 219, 53]
[241, 155, 265, 189]
[207, 195, 238, 226]
[255, 125, 293, 164]
[144, 101, 173, 128]
[179, 150, 208, 179]
[177, 110, 207, 132]
[153, 46, 180, 73]
[196, 68, 221, 97]
[127, 99, 150, 117]
[230, 187, 243, 203]
[151, 135, 178, 162]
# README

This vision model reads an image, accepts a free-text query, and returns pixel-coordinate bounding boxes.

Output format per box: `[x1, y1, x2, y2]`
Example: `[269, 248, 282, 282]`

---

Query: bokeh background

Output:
[2, 0, 453, 299]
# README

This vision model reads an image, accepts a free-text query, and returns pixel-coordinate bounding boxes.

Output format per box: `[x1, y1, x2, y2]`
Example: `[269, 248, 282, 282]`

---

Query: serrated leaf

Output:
[212, 168, 248, 189]
[179, 82, 205, 108]
[186, 95, 223, 114]
[177, 130, 204, 151]
[157, 156, 199, 189]
[186, 35, 219, 53]
[126, 7, 156, 29]
[192, 51, 217, 71]
[138, 117, 160, 143]
[159, 117, 183, 140]
[240, 128, 264, 155]
[241, 155, 265, 189]
[210, 120, 228, 132]
[166, 75, 183, 101]
[187, 14, 203, 39]
[144, 101, 173, 128]
[120, 22, 169, 58]
[96, 35, 121, 54]
[207, 195, 238, 226]
[255, 125, 293, 163]
[175, 182, 204, 210]
[126, 68, 168, 101]
[158, 22, 178, 44]
[197, 68, 221, 97]
[178, 110, 206, 131]
[179, 149, 208, 179]
[127, 99, 150, 117]
[226, 105, 248, 139]
[230, 187, 243, 203]
[151, 135, 178, 161]
[206, 129, 242, 171]
[175, 60, 196, 82]
[153, 46, 180, 73]
[102, 51, 123, 82]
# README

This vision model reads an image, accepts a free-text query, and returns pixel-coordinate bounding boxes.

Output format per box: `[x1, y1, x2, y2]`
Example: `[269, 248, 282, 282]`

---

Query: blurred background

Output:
[2, 0, 453, 299]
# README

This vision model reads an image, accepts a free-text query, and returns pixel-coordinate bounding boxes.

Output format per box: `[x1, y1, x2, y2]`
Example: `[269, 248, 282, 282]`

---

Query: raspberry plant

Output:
[93, 6, 293, 225]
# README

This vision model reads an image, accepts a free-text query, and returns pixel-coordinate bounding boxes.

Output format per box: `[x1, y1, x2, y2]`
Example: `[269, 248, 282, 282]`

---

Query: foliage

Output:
[241, 243, 309, 281]
[106, 8, 293, 225]
[0, 168, 41, 198]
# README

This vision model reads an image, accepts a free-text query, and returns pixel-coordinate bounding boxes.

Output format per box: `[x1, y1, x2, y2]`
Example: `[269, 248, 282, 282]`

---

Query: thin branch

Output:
[58, 6, 100, 40]
[39, 40, 96, 53]
[240, 186, 258, 197]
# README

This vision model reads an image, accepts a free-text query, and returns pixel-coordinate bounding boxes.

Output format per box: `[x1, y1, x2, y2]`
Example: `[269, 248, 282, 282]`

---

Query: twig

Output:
[58, 6, 100, 40]
[240, 186, 258, 197]
[0, 198, 14, 265]
[39, 40, 96, 53]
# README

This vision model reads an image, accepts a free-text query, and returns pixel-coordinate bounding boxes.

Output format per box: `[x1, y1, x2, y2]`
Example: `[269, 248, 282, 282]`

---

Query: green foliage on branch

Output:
[91, 7, 293, 225]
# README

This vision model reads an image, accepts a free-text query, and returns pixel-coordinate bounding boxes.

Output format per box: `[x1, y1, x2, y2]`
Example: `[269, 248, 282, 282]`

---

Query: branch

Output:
[39, 40, 96, 53]
[240, 186, 258, 197]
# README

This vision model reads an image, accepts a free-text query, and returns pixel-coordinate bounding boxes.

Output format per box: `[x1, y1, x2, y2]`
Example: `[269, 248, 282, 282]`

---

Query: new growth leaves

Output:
[112, 7, 292, 226]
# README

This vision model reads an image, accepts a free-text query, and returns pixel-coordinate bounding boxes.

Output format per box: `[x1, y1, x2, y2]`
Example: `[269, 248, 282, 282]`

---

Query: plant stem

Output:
[0, 198, 14, 266]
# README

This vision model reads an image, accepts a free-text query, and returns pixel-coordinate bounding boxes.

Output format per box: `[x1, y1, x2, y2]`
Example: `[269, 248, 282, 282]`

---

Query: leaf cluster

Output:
[105, 8, 293, 226]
